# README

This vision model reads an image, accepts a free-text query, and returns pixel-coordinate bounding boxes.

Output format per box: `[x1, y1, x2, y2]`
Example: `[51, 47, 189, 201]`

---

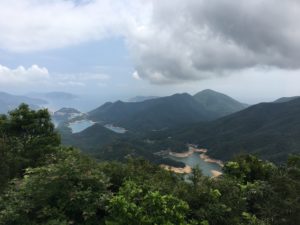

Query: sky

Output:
[0, 0, 300, 109]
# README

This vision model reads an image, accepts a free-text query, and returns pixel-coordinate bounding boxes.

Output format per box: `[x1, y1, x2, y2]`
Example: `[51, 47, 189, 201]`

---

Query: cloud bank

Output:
[0, 64, 50, 85]
[0, 64, 110, 89]
[1, 0, 300, 84]
[129, 0, 300, 83]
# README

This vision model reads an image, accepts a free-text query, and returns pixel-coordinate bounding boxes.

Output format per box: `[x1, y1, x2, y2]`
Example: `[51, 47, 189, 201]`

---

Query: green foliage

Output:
[0, 148, 111, 225]
[106, 181, 190, 225]
[0, 105, 299, 225]
[223, 154, 276, 182]
[0, 104, 60, 191]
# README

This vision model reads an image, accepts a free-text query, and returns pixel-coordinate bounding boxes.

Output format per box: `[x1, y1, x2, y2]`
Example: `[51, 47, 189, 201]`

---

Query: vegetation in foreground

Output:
[0, 105, 300, 225]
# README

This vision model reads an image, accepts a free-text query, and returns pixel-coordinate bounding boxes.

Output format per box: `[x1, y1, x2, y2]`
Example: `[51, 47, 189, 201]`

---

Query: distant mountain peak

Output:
[128, 96, 159, 102]
[274, 96, 300, 103]
[199, 89, 219, 93]
[193, 89, 248, 118]
[0, 91, 47, 114]
[56, 108, 81, 114]
[195, 89, 231, 97]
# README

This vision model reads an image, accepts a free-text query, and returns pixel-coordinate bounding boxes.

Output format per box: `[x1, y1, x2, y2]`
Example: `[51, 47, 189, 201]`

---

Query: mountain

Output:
[65, 123, 120, 151]
[0, 92, 47, 113]
[171, 98, 300, 163]
[61, 123, 185, 167]
[88, 93, 215, 131]
[128, 96, 159, 102]
[28, 92, 77, 101]
[52, 108, 83, 124]
[193, 89, 248, 118]
[274, 96, 300, 103]
[43, 92, 78, 100]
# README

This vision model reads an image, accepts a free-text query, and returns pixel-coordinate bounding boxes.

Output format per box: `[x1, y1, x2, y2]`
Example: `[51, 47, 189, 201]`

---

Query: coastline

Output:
[160, 164, 192, 174]
[162, 145, 224, 177]
[199, 153, 224, 167]
[169, 146, 207, 158]
[169, 146, 223, 167]
[211, 170, 223, 178]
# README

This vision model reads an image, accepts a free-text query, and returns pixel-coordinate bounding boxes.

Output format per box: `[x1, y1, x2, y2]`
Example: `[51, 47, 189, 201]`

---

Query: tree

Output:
[0, 148, 111, 225]
[223, 154, 276, 183]
[0, 104, 60, 190]
[106, 180, 190, 225]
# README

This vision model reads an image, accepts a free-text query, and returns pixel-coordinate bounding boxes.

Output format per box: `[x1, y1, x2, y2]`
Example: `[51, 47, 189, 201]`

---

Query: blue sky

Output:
[0, 38, 130, 73]
[1, 0, 300, 110]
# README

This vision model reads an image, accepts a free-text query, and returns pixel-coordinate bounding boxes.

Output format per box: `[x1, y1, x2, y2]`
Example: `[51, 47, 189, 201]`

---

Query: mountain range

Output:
[169, 98, 300, 163]
[0, 92, 47, 113]
[88, 89, 248, 131]
[56, 89, 300, 165]
[274, 96, 300, 103]
[128, 96, 159, 102]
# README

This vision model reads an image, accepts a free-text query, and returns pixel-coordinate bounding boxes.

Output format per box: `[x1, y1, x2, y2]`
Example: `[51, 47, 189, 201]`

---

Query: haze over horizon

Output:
[1, 0, 300, 106]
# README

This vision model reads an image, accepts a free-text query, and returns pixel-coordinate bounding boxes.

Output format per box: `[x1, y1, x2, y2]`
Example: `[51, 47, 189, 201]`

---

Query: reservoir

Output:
[69, 120, 94, 133]
[104, 124, 127, 133]
[169, 152, 222, 177]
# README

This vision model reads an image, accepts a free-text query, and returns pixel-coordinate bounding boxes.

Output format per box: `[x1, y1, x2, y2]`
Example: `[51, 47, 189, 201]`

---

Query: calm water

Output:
[69, 120, 94, 133]
[104, 124, 127, 134]
[169, 152, 222, 177]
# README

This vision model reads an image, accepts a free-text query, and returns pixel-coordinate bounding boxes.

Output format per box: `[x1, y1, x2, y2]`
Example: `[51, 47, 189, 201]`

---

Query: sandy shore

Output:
[161, 165, 192, 174]
[169, 146, 208, 158]
[211, 170, 223, 178]
[169, 146, 223, 167]
[200, 154, 224, 167]
[162, 145, 223, 176]
[169, 148, 194, 158]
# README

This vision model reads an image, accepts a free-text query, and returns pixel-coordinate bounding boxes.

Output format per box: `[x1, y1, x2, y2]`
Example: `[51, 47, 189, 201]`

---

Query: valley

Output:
[46, 89, 300, 177]
[1, 89, 300, 176]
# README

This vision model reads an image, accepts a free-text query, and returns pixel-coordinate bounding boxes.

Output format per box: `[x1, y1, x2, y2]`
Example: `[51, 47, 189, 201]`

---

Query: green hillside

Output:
[171, 98, 300, 163]
[88, 93, 214, 131]
[0, 91, 47, 113]
[88, 91, 247, 132]
[63, 123, 121, 151]
[193, 89, 248, 118]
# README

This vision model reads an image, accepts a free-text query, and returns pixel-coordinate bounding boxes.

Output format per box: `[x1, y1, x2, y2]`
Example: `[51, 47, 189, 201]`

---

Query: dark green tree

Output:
[0, 104, 60, 190]
[106, 180, 191, 225]
[0, 148, 111, 225]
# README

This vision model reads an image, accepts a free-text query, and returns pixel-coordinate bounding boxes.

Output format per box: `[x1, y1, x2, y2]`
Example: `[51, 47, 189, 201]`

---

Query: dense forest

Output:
[0, 105, 300, 225]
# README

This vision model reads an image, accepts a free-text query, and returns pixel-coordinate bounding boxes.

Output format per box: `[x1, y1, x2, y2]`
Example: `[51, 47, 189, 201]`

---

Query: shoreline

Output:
[211, 170, 223, 178]
[169, 146, 207, 158]
[199, 153, 224, 167]
[160, 164, 192, 174]
[169, 146, 223, 167]
[161, 145, 224, 177]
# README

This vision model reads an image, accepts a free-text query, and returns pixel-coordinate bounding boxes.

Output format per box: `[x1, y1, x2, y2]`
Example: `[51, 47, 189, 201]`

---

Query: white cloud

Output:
[1, 0, 300, 84]
[0, 64, 50, 85]
[132, 71, 141, 80]
[0, 64, 110, 89]
[0, 0, 143, 52]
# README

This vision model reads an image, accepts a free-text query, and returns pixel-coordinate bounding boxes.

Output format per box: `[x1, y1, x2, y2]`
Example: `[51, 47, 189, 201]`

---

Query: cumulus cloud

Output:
[0, 0, 144, 51]
[128, 0, 300, 83]
[1, 0, 300, 84]
[0, 64, 50, 85]
[132, 71, 141, 80]
[0, 64, 110, 88]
